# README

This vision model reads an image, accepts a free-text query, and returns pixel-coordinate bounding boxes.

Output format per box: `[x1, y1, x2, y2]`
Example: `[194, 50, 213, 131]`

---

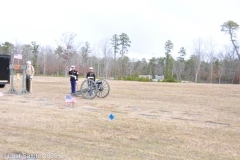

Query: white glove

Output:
[71, 75, 77, 79]
[69, 68, 72, 71]
[30, 76, 33, 79]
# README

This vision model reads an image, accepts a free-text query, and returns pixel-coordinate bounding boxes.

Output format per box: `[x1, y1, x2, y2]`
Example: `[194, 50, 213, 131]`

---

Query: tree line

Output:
[0, 20, 239, 84]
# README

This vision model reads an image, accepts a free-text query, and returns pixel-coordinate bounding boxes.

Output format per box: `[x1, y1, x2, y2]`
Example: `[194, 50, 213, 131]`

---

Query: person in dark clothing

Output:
[68, 65, 78, 94]
[86, 67, 96, 96]
[86, 67, 95, 81]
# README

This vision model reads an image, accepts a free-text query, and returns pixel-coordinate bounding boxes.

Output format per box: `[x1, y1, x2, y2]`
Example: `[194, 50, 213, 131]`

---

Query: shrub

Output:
[115, 76, 154, 82]
[162, 78, 178, 83]
[117, 77, 122, 80]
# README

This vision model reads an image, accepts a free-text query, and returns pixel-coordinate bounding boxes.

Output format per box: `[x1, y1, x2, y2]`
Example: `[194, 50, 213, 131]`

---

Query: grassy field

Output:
[0, 76, 239, 160]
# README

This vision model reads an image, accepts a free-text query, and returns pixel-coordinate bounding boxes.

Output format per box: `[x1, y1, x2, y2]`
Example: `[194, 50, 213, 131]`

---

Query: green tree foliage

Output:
[185, 55, 195, 81]
[122, 56, 130, 76]
[110, 34, 120, 60]
[1, 42, 14, 55]
[141, 58, 149, 75]
[214, 59, 222, 83]
[177, 47, 186, 62]
[1, 42, 14, 63]
[119, 33, 131, 58]
[118, 33, 131, 77]
[221, 20, 240, 60]
[164, 40, 174, 79]
[176, 47, 186, 81]
[110, 34, 120, 78]
[149, 57, 157, 78]
[30, 41, 40, 69]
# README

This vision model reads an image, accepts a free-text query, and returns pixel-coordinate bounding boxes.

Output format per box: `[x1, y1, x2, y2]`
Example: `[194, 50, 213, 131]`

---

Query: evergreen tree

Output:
[110, 34, 120, 78]
[30, 41, 40, 70]
[221, 20, 239, 60]
[119, 33, 131, 58]
[164, 40, 174, 79]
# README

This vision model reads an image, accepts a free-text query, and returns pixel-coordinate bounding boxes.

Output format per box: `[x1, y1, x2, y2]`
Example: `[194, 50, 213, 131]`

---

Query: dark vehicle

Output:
[0, 54, 11, 88]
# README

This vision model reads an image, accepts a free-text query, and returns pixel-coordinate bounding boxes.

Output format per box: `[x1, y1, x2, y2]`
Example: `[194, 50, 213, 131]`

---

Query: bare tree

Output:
[79, 42, 91, 76]
[192, 38, 205, 83]
[99, 39, 112, 79]
[55, 32, 79, 77]
[21, 44, 32, 63]
[128, 58, 136, 77]
[14, 41, 23, 64]
[89, 44, 102, 78]
[205, 38, 216, 83]
[38, 45, 54, 75]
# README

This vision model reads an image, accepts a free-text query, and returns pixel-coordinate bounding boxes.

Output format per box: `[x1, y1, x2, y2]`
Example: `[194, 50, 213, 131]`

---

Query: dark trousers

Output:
[26, 75, 31, 92]
[71, 81, 76, 93]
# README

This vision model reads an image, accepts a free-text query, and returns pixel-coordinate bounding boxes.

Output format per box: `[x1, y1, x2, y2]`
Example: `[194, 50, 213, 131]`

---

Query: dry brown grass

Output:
[0, 76, 240, 160]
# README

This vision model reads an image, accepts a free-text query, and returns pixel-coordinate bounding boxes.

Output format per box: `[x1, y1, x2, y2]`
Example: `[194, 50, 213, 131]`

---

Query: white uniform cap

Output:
[71, 65, 75, 68]
[89, 67, 93, 70]
[27, 61, 31, 65]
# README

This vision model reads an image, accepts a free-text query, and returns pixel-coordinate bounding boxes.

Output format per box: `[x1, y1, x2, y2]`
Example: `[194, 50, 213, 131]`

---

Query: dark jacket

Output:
[86, 72, 95, 81]
[69, 70, 78, 81]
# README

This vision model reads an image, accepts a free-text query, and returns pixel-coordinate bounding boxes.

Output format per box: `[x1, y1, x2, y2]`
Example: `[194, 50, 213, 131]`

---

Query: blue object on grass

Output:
[109, 114, 114, 120]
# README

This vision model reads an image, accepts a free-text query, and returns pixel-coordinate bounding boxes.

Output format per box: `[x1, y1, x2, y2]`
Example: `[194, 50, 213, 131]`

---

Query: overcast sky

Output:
[0, 0, 240, 60]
